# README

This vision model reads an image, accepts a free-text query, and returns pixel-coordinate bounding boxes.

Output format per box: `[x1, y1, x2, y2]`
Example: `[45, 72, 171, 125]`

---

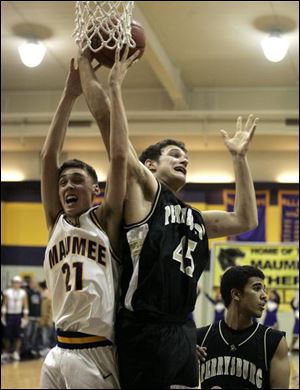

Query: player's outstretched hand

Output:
[220, 114, 259, 157]
[65, 58, 82, 98]
[108, 46, 140, 88]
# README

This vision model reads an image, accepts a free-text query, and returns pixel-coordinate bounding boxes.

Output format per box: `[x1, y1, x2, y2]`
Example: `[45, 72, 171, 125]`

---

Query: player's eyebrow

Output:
[168, 148, 188, 158]
[251, 282, 265, 289]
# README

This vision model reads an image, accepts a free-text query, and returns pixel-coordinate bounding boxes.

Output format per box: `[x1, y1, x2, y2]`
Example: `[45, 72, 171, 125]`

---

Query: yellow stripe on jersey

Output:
[57, 335, 108, 344]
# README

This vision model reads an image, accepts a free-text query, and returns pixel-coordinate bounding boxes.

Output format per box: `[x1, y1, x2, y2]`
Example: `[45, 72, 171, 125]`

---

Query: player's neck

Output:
[158, 177, 184, 193]
[225, 309, 253, 330]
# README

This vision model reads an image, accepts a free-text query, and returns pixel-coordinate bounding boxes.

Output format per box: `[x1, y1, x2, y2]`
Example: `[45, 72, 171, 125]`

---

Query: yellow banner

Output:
[211, 242, 299, 312]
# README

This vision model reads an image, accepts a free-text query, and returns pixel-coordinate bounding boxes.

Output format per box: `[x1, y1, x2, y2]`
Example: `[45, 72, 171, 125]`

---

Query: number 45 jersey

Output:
[43, 207, 120, 341]
[121, 182, 209, 320]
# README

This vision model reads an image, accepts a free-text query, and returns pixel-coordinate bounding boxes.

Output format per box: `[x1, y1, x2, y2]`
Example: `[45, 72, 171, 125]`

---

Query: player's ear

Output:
[144, 159, 158, 173]
[231, 288, 241, 302]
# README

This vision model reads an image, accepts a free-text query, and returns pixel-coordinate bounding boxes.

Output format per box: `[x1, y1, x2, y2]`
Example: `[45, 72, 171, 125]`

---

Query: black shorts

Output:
[115, 309, 198, 389]
[4, 314, 23, 340]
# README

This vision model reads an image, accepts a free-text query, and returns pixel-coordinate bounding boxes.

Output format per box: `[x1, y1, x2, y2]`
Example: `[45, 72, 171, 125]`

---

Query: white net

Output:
[73, 1, 135, 52]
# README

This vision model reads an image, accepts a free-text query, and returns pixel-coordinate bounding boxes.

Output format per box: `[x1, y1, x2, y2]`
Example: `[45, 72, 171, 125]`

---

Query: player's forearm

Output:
[109, 84, 128, 161]
[232, 155, 258, 231]
[41, 91, 77, 161]
[78, 56, 111, 157]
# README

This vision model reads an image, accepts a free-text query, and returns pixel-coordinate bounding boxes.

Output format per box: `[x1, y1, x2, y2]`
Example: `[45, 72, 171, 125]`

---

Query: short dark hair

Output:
[139, 139, 187, 164]
[220, 265, 265, 307]
[58, 159, 98, 184]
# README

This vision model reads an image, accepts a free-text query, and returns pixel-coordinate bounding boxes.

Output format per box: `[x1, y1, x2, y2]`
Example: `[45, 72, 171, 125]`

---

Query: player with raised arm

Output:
[79, 47, 259, 387]
[40, 47, 139, 389]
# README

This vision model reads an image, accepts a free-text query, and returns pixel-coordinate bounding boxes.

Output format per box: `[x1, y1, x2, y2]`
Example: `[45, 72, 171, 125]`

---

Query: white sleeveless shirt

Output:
[43, 207, 120, 342]
[4, 288, 27, 314]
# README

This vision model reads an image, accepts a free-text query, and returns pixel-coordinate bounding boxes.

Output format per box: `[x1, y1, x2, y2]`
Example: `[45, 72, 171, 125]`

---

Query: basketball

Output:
[90, 19, 146, 68]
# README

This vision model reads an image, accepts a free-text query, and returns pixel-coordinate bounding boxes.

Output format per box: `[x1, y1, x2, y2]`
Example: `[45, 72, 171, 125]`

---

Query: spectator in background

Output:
[24, 278, 42, 358]
[202, 288, 225, 322]
[38, 281, 55, 357]
[263, 288, 280, 330]
[289, 292, 299, 354]
[1, 276, 29, 363]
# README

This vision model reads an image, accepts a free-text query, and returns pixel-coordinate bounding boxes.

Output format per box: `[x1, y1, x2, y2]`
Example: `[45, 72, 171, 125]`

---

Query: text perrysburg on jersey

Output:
[164, 205, 206, 241]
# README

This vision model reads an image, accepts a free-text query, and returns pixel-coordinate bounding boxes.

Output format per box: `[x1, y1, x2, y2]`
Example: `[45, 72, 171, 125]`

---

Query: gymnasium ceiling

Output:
[1, 1, 299, 153]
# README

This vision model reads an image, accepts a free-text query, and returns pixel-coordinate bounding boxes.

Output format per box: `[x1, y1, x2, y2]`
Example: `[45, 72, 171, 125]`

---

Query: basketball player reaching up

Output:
[40, 47, 139, 389]
[79, 52, 259, 388]
[196, 266, 290, 389]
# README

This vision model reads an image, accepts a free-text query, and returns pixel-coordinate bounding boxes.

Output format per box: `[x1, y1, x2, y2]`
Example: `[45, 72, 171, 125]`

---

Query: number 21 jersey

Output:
[43, 207, 120, 341]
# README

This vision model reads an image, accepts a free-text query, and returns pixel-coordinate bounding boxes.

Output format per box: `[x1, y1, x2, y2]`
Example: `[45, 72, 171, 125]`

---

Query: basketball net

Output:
[73, 1, 135, 52]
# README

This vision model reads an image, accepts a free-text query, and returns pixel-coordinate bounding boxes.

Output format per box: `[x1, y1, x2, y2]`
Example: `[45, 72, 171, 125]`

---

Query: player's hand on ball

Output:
[108, 46, 140, 87]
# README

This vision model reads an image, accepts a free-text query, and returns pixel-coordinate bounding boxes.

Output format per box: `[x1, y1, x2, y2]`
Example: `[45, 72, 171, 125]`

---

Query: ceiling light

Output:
[261, 31, 289, 63]
[1, 170, 25, 181]
[276, 172, 299, 183]
[96, 170, 106, 182]
[18, 40, 46, 68]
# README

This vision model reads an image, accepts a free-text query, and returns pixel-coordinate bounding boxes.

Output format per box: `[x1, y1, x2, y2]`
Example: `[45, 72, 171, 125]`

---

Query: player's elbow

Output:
[247, 216, 258, 231]
[242, 218, 258, 233]
[238, 210, 258, 232]
[233, 214, 258, 235]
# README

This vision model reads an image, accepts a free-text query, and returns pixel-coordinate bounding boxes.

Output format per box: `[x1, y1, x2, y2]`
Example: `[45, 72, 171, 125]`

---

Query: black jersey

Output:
[120, 181, 209, 321]
[197, 320, 285, 389]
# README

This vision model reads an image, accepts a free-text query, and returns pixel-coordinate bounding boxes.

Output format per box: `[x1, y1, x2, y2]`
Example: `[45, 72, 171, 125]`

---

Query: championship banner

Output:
[278, 190, 299, 242]
[211, 242, 299, 312]
[223, 190, 269, 242]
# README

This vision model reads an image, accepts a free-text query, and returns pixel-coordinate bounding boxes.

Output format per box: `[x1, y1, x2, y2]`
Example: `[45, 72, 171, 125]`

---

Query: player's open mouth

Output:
[65, 195, 78, 205]
[174, 166, 186, 175]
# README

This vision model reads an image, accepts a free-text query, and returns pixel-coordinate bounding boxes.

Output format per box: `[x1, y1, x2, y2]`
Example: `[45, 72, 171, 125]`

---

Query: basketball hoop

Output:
[73, 1, 136, 53]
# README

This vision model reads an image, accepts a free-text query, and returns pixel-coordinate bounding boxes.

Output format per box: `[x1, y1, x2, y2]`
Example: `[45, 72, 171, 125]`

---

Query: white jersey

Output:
[43, 206, 120, 342]
[4, 288, 26, 314]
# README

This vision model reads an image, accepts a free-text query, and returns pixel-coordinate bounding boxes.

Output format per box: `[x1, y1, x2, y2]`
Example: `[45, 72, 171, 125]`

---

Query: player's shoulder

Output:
[259, 323, 285, 339]
[266, 327, 286, 346]
[48, 209, 65, 238]
[196, 323, 216, 345]
[258, 324, 285, 361]
[87, 205, 101, 220]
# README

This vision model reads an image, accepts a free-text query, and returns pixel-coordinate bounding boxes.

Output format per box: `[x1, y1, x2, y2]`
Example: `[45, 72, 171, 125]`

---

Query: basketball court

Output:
[1, 354, 299, 389]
